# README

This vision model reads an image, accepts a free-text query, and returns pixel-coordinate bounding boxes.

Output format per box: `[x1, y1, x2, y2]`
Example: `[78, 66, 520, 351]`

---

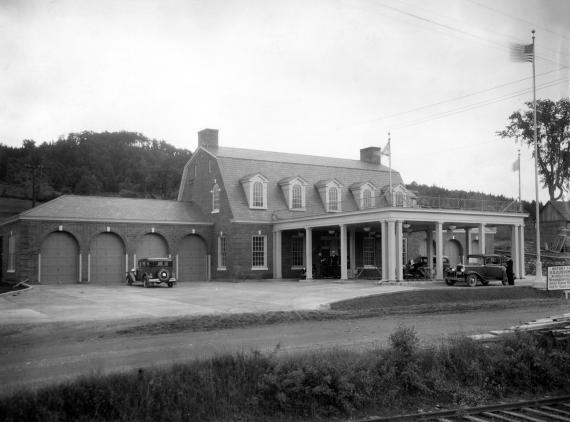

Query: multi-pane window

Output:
[363, 237, 376, 266]
[253, 181, 264, 208]
[292, 184, 303, 209]
[363, 189, 373, 209]
[8, 233, 15, 272]
[291, 236, 304, 267]
[218, 235, 227, 270]
[252, 235, 267, 268]
[212, 184, 220, 212]
[395, 191, 404, 207]
[328, 187, 339, 211]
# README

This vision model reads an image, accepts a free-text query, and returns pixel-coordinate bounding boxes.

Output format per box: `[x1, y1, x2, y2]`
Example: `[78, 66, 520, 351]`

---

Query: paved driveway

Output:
[0, 280, 422, 324]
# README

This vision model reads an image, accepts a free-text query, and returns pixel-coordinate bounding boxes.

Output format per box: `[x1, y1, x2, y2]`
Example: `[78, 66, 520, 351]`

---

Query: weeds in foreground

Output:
[1, 328, 569, 421]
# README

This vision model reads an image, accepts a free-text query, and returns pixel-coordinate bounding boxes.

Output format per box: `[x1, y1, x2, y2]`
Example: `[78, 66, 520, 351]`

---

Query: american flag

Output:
[510, 43, 534, 62]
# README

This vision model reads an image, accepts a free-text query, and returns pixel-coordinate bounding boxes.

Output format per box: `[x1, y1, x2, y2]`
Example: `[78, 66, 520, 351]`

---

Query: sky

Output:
[1, 0, 569, 203]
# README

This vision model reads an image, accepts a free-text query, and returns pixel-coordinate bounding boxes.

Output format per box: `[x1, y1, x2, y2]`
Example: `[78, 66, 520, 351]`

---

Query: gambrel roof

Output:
[190, 146, 404, 222]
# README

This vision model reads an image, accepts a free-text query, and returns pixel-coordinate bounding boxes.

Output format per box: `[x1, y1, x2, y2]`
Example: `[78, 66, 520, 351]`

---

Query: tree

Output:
[497, 98, 570, 201]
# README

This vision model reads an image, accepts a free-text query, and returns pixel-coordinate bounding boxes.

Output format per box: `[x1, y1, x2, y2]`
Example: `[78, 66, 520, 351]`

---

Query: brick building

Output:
[1, 129, 527, 284]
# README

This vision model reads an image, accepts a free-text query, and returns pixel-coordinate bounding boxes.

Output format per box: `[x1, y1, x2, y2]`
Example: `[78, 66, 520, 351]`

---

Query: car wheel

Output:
[466, 274, 478, 287]
[445, 278, 455, 286]
[167, 282, 173, 288]
[143, 275, 149, 288]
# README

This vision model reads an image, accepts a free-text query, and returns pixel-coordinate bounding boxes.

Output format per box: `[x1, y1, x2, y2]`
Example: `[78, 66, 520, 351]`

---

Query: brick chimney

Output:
[360, 147, 381, 165]
[198, 128, 219, 150]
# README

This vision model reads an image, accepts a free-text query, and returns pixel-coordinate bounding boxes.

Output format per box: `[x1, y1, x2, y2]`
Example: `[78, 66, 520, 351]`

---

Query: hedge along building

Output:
[2, 128, 527, 284]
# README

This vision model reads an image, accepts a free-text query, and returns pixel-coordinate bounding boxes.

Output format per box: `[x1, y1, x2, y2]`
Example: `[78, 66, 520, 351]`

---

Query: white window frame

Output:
[327, 186, 341, 212]
[362, 188, 374, 209]
[252, 181, 265, 208]
[8, 232, 16, 272]
[363, 236, 376, 267]
[217, 235, 227, 270]
[212, 183, 220, 213]
[291, 183, 304, 210]
[251, 235, 268, 270]
[290, 235, 304, 268]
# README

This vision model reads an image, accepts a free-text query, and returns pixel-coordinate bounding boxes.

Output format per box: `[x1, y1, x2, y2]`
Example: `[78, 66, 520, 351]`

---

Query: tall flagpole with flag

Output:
[382, 132, 392, 206]
[510, 30, 542, 284]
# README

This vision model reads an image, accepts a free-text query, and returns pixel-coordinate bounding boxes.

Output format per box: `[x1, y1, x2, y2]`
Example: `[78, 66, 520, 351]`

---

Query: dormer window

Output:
[292, 184, 303, 209]
[349, 181, 377, 210]
[278, 176, 308, 211]
[328, 187, 339, 211]
[240, 173, 269, 209]
[212, 183, 220, 213]
[384, 184, 417, 208]
[316, 179, 343, 212]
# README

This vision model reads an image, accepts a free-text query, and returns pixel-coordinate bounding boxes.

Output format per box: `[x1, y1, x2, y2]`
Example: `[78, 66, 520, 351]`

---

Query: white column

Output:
[38, 253, 42, 284]
[435, 222, 443, 280]
[305, 227, 313, 280]
[387, 220, 396, 281]
[519, 224, 526, 278]
[340, 224, 348, 280]
[396, 220, 403, 281]
[427, 228, 434, 279]
[349, 227, 356, 276]
[273, 230, 282, 279]
[478, 223, 486, 254]
[79, 253, 83, 283]
[381, 221, 388, 281]
[511, 225, 520, 279]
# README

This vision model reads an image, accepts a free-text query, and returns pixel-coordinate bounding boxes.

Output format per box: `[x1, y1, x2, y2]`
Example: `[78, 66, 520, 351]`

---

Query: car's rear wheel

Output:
[466, 274, 478, 287]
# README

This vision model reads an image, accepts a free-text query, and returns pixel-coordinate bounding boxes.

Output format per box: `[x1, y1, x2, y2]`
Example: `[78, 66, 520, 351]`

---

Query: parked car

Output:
[404, 256, 450, 279]
[126, 258, 177, 288]
[445, 254, 508, 287]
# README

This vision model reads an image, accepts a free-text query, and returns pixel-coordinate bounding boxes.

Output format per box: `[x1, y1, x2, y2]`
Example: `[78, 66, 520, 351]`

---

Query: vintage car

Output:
[404, 256, 450, 279]
[445, 254, 508, 287]
[126, 258, 177, 288]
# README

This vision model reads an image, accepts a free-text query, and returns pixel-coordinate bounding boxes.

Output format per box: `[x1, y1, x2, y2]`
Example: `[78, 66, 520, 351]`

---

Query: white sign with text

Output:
[547, 266, 570, 290]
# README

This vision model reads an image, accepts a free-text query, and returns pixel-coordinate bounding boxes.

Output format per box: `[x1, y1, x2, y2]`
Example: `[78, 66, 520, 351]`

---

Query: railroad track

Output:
[358, 395, 570, 421]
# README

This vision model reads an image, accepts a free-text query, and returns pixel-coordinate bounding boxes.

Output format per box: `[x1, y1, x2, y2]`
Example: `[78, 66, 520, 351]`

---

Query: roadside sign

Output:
[547, 265, 570, 290]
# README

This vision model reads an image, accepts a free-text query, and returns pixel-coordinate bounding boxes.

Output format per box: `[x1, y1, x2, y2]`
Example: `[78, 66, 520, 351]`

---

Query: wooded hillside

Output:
[0, 131, 191, 202]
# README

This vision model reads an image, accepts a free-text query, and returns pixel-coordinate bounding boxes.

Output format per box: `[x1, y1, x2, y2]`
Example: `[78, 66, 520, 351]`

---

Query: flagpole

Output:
[531, 29, 543, 285]
[517, 149, 522, 211]
[388, 132, 393, 206]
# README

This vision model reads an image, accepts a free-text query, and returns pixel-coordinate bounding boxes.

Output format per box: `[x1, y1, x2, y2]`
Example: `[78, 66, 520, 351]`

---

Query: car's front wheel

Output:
[466, 274, 478, 287]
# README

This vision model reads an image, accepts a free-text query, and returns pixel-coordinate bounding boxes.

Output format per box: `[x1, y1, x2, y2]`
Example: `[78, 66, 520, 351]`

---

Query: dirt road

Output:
[1, 302, 568, 397]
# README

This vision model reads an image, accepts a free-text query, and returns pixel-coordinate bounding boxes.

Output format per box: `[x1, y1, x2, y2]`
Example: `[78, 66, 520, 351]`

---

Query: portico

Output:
[273, 207, 526, 282]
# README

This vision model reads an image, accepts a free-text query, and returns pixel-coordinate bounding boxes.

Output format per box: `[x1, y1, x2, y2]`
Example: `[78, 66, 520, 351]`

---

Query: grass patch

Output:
[2, 327, 569, 421]
[115, 286, 565, 337]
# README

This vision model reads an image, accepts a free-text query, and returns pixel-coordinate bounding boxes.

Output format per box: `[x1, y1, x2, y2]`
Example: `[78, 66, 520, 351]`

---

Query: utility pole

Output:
[24, 164, 44, 207]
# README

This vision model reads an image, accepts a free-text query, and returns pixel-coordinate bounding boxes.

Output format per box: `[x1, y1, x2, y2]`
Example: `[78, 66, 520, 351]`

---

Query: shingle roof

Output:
[16, 195, 211, 224]
[211, 146, 404, 221]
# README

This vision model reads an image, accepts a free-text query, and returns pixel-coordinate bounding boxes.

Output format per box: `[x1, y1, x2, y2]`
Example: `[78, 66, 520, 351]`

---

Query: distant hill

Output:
[0, 131, 191, 203]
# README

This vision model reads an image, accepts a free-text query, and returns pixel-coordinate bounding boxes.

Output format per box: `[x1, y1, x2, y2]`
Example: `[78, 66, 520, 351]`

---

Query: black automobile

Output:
[126, 258, 177, 288]
[445, 254, 508, 287]
[404, 256, 450, 279]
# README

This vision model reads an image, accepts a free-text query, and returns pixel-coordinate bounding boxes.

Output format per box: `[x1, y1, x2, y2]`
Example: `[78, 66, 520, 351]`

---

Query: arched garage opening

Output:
[444, 239, 463, 267]
[178, 235, 207, 281]
[90, 232, 125, 284]
[136, 233, 168, 259]
[40, 231, 79, 284]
